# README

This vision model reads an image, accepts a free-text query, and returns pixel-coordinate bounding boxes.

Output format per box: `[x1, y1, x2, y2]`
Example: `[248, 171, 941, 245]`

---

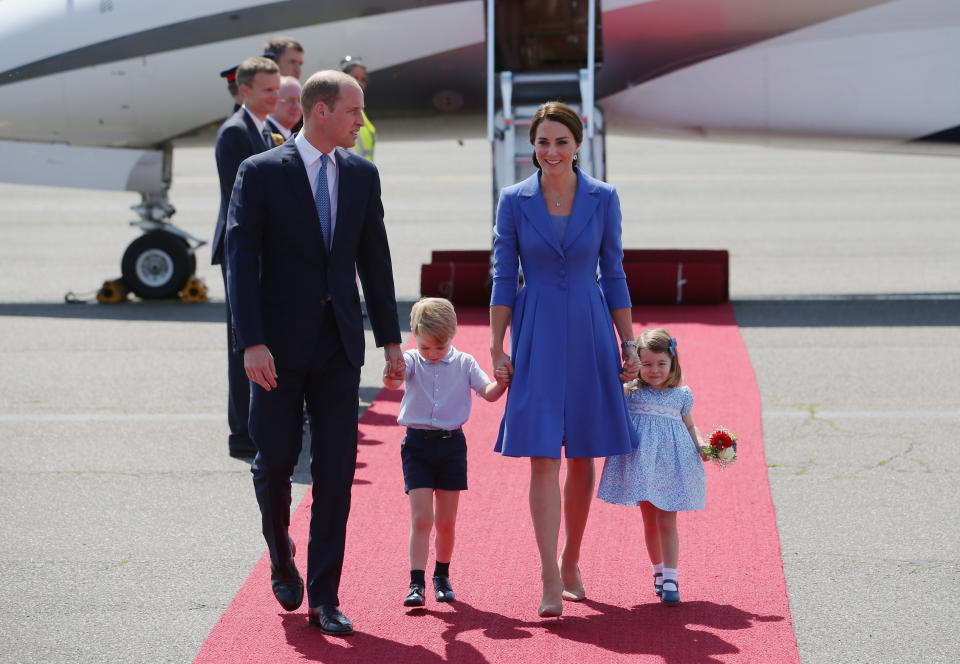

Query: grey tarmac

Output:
[0, 116, 957, 663]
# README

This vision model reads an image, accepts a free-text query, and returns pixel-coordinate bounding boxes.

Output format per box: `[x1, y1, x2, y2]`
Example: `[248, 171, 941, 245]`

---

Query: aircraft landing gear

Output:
[120, 188, 206, 299]
[121, 231, 196, 299]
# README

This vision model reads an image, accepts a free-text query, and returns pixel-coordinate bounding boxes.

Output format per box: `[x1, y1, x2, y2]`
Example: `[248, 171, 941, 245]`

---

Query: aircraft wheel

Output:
[121, 232, 195, 299]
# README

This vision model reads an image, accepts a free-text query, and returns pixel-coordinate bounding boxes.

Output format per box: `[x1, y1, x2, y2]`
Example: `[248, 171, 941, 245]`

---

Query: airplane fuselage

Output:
[1, 0, 958, 148]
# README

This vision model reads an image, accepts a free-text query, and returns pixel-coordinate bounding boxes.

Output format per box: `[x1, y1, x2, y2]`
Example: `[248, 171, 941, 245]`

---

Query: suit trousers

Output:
[248, 305, 361, 607]
[220, 264, 252, 449]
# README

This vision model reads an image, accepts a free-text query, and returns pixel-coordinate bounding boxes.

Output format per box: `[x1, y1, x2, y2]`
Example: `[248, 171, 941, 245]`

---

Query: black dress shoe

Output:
[433, 575, 455, 602]
[308, 604, 354, 635]
[228, 439, 257, 458]
[270, 557, 303, 611]
[403, 582, 425, 607]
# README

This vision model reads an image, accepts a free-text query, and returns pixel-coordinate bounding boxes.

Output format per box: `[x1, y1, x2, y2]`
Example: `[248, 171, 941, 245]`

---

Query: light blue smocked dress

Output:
[597, 384, 706, 511]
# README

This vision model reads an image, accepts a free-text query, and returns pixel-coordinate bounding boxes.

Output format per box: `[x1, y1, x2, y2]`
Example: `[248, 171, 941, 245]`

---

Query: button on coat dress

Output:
[491, 169, 639, 458]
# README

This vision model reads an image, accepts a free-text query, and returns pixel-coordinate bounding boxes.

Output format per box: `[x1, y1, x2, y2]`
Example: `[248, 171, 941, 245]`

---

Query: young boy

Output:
[383, 297, 508, 607]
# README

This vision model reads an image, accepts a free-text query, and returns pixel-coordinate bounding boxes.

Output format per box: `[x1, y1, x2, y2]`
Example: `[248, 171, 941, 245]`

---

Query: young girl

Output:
[597, 328, 706, 605]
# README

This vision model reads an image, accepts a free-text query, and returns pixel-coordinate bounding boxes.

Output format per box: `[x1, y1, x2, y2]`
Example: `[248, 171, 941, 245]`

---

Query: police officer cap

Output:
[219, 64, 240, 82]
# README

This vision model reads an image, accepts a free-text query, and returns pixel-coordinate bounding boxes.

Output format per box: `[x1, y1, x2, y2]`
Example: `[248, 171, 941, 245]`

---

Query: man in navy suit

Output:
[212, 56, 280, 458]
[225, 70, 403, 635]
[265, 75, 301, 141]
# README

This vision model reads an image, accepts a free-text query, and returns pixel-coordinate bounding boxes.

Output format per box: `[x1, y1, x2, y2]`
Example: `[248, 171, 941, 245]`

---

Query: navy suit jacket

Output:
[212, 108, 269, 265]
[224, 141, 401, 370]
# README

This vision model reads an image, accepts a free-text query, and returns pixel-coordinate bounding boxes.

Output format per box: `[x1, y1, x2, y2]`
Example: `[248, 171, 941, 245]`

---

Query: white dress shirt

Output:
[242, 106, 268, 147]
[295, 132, 339, 246]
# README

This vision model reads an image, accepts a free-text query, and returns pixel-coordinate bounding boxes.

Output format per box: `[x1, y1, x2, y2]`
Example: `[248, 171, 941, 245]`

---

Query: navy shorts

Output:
[401, 427, 468, 493]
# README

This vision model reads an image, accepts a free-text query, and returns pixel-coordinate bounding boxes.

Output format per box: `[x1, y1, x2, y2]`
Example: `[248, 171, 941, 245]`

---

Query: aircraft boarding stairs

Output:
[492, 70, 606, 196]
[421, 67, 609, 306]
[420, 0, 728, 306]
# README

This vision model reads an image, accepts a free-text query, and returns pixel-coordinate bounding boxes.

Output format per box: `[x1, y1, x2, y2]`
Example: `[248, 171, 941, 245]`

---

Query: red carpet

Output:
[195, 305, 799, 663]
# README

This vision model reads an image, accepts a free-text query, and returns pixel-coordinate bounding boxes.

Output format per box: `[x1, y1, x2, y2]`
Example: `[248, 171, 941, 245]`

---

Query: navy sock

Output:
[434, 561, 450, 578]
[411, 569, 425, 586]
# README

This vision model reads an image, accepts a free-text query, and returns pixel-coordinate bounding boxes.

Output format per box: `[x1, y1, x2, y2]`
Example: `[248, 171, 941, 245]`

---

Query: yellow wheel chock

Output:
[179, 276, 208, 303]
[96, 279, 130, 303]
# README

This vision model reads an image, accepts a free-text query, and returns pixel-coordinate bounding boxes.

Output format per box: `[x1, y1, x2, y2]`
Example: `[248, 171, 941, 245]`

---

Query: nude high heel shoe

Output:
[538, 575, 564, 617]
[559, 558, 586, 601]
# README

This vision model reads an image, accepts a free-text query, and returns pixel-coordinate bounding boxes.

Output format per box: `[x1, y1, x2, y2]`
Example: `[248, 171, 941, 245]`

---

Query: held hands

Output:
[382, 362, 404, 386]
[491, 349, 513, 387]
[619, 345, 640, 383]
[383, 343, 405, 383]
[244, 344, 278, 391]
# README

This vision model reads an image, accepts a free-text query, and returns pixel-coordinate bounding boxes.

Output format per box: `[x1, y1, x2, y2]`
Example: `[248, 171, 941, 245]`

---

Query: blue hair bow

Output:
[668, 338, 677, 356]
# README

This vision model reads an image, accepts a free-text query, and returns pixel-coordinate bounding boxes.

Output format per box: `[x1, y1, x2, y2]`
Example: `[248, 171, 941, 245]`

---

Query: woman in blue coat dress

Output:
[489, 102, 640, 617]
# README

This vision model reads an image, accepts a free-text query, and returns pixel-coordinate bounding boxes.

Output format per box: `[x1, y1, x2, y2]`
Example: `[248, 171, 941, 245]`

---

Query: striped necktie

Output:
[314, 154, 331, 252]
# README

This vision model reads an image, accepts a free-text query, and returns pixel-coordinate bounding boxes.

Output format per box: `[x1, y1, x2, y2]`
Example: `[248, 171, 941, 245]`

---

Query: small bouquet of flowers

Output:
[702, 426, 738, 470]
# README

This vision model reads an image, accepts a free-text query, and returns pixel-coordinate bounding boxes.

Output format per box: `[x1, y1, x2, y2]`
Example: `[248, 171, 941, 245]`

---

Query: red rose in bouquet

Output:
[703, 426, 739, 470]
[710, 429, 735, 450]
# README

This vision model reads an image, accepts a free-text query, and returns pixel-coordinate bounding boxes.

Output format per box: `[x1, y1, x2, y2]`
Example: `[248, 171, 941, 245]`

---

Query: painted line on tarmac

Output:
[735, 292, 960, 302]
[765, 410, 960, 419]
[612, 173, 960, 183]
[4, 411, 957, 422]
[0, 413, 223, 422]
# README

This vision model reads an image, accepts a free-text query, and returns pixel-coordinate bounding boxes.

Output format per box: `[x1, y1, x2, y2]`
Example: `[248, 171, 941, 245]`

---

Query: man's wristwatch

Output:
[621, 340, 638, 349]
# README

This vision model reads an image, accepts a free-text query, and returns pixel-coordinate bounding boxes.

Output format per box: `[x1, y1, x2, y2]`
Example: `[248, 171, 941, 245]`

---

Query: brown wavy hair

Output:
[528, 101, 582, 170]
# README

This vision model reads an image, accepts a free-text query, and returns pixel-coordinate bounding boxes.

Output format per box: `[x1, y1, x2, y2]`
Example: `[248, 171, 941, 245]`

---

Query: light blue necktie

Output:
[314, 154, 331, 252]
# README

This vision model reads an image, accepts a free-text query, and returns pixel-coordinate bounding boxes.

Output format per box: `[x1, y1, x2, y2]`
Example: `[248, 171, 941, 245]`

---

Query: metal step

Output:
[511, 71, 581, 85]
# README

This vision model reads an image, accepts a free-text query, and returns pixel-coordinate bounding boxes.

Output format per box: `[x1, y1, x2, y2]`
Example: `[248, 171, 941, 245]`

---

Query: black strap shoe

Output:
[270, 557, 303, 611]
[404, 582, 425, 607]
[433, 575, 455, 603]
[308, 604, 354, 635]
[661, 579, 680, 606]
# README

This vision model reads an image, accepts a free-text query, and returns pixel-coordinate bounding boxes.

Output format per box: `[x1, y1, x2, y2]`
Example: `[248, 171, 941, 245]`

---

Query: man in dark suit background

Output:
[265, 75, 302, 141]
[212, 56, 280, 458]
[264, 37, 304, 134]
[225, 70, 403, 635]
[264, 36, 304, 80]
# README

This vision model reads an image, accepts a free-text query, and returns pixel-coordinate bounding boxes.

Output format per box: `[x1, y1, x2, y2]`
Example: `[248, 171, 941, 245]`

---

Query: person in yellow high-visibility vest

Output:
[341, 56, 376, 162]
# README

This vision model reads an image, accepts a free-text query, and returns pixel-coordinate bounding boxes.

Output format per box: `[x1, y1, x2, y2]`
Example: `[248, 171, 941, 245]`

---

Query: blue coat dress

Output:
[491, 169, 639, 459]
